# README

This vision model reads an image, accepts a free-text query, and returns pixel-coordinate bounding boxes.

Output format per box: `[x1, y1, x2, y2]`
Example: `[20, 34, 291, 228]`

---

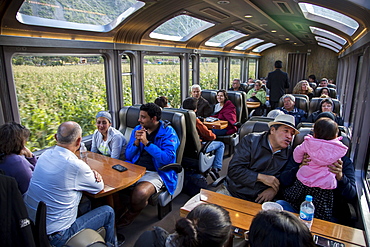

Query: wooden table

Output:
[79, 151, 146, 207]
[246, 101, 261, 109]
[203, 120, 228, 129]
[181, 189, 366, 247]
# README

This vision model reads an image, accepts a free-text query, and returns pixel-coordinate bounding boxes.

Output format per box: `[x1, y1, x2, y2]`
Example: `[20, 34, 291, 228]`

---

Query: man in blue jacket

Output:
[118, 103, 180, 227]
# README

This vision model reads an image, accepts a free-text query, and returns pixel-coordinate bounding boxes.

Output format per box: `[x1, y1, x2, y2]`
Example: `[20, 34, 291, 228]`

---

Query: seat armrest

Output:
[159, 163, 182, 173]
[212, 176, 226, 187]
[234, 122, 242, 128]
[199, 141, 213, 154]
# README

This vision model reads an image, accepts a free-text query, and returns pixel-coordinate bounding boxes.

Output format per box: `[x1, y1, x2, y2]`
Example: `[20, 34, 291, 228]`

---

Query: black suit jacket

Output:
[267, 69, 289, 102]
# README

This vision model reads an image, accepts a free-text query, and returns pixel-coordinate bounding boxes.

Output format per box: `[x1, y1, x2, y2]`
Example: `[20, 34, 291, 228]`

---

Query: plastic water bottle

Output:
[80, 142, 87, 162]
[300, 195, 315, 230]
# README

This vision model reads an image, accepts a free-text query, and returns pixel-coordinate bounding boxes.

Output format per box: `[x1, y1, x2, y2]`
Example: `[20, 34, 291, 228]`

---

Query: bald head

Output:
[56, 121, 82, 145]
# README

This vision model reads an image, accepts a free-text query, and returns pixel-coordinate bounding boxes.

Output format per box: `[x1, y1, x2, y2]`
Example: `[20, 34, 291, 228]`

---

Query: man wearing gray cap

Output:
[218, 114, 299, 203]
[276, 94, 307, 126]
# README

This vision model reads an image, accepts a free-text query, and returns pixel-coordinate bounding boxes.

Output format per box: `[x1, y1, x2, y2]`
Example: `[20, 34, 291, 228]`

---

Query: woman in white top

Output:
[91, 111, 127, 160]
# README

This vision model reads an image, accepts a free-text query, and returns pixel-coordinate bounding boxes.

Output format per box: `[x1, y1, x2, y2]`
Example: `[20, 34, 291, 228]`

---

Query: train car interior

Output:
[0, 0, 369, 246]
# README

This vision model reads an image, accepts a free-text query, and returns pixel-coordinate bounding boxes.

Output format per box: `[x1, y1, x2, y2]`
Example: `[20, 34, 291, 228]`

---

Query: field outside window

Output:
[230, 58, 241, 83]
[200, 56, 218, 90]
[248, 59, 257, 79]
[121, 55, 132, 106]
[143, 56, 181, 108]
[13, 55, 107, 151]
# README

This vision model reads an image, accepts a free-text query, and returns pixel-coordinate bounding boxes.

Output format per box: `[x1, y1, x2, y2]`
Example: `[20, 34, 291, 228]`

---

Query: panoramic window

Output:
[317, 43, 339, 53]
[299, 3, 359, 36]
[315, 37, 342, 50]
[230, 58, 241, 81]
[248, 59, 257, 79]
[252, 43, 276, 53]
[234, 38, 264, 50]
[143, 55, 181, 108]
[150, 15, 214, 41]
[17, 0, 145, 32]
[121, 55, 132, 106]
[309, 26, 347, 45]
[199, 56, 218, 90]
[13, 55, 107, 151]
[205, 30, 247, 47]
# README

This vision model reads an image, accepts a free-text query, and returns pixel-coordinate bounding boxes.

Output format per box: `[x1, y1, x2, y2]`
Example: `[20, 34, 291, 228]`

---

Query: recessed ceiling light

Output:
[271, 30, 277, 33]
[218, 1, 230, 4]
[244, 15, 253, 18]
[294, 42, 297, 45]
[286, 38, 290, 40]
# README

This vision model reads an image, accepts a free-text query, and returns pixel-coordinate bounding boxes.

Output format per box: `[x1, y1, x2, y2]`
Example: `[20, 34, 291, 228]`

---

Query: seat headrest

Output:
[239, 121, 270, 140]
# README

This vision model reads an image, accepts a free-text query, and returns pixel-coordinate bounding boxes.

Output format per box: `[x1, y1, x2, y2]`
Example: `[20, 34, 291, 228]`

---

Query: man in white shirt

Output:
[24, 121, 117, 247]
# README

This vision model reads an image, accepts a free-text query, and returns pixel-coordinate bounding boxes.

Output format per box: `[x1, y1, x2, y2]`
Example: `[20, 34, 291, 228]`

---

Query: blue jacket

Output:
[125, 121, 180, 195]
[277, 107, 307, 127]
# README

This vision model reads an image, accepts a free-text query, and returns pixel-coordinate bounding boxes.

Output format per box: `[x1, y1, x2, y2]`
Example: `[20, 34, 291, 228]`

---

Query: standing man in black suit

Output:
[267, 60, 289, 110]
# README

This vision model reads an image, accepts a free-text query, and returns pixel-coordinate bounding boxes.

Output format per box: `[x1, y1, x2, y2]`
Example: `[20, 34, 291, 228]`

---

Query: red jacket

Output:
[211, 100, 237, 135]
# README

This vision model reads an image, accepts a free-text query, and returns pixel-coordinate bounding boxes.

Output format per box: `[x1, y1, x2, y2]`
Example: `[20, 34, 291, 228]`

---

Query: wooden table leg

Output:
[106, 194, 115, 208]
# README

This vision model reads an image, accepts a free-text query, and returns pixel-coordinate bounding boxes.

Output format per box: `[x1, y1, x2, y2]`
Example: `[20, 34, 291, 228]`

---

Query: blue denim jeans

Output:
[206, 141, 225, 170]
[212, 128, 228, 136]
[276, 200, 298, 213]
[48, 205, 117, 247]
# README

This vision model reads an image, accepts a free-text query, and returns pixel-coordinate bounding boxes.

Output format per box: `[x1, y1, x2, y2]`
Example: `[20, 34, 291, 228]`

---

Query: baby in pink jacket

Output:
[284, 117, 348, 221]
[294, 122, 348, 190]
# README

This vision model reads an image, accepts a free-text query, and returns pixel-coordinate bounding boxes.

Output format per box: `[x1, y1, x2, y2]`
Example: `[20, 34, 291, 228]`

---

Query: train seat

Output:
[248, 116, 274, 122]
[239, 120, 270, 141]
[309, 82, 317, 89]
[228, 90, 249, 123]
[308, 98, 341, 116]
[314, 86, 337, 98]
[163, 108, 216, 176]
[278, 95, 309, 113]
[292, 94, 309, 102]
[200, 90, 217, 112]
[118, 106, 186, 219]
[216, 91, 244, 156]
[327, 84, 337, 89]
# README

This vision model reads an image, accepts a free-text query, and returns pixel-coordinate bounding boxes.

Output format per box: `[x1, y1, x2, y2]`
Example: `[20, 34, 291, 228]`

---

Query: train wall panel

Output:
[258, 44, 338, 85]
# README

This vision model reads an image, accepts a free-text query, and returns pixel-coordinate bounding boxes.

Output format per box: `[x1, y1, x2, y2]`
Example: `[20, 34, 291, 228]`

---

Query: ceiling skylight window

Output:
[309, 26, 347, 45]
[205, 30, 247, 47]
[17, 0, 145, 32]
[252, 43, 276, 53]
[299, 3, 359, 36]
[315, 37, 342, 50]
[318, 43, 340, 53]
[150, 15, 214, 41]
[234, 38, 264, 50]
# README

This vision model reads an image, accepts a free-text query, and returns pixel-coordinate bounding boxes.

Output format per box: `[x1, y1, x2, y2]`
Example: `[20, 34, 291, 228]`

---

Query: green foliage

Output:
[143, 63, 181, 108]
[14, 64, 107, 151]
[199, 62, 218, 90]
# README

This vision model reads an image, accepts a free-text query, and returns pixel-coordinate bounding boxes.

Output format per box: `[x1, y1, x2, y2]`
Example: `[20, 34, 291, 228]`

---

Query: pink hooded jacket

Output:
[294, 134, 348, 189]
